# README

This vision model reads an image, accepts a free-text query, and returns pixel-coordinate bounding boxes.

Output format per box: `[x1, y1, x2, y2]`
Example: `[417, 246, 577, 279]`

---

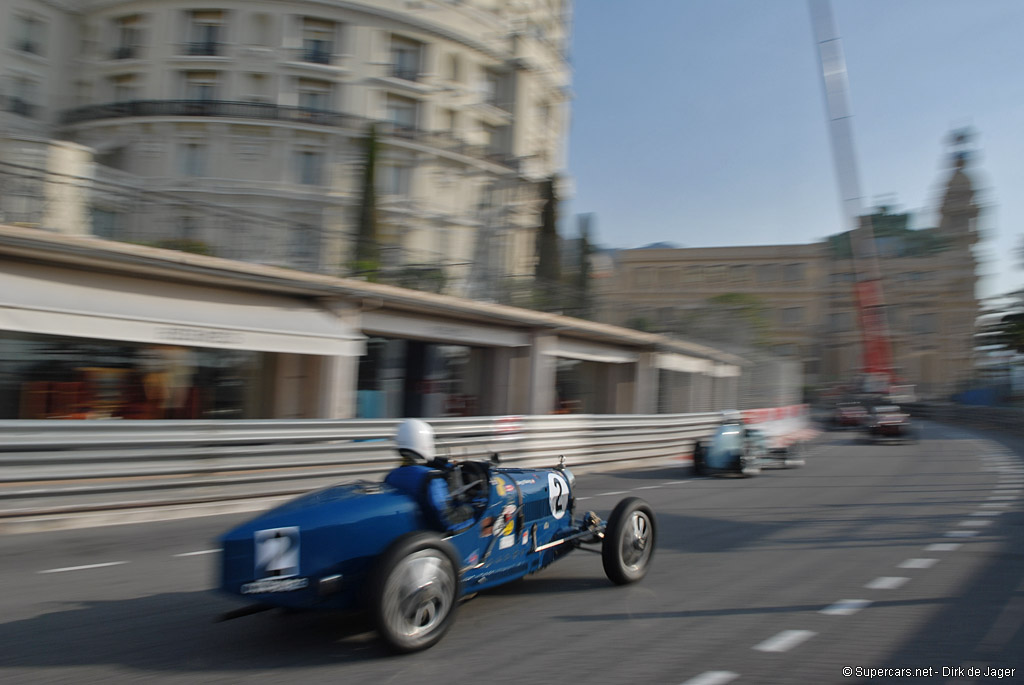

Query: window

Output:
[390, 36, 421, 80]
[295, 150, 323, 185]
[180, 143, 206, 177]
[290, 222, 320, 269]
[757, 264, 778, 283]
[186, 10, 223, 55]
[91, 208, 120, 239]
[111, 74, 139, 102]
[379, 164, 411, 196]
[482, 69, 502, 107]
[686, 265, 703, 284]
[634, 267, 653, 289]
[705, 265, 727, 284]
[730, 265, 750, 283]
[658, 268, 677, 288]
[438, 108, 457, 135]
[301, 18, 334, 64]
[782, 307, 804, 325]
[446, 54, 461, 82]
[250, 13, 271, 47]
[385, 94, 417, 130]
[183, 71, 219, 100]
[113, 15, 142, 59]
[828, 312, 851, 332]
[243, 73, 270, 102]
[784, 263, 806, 283]
[911, 313, 937, 334]
[8, 78, 36, 117]
[297, 78, 331, 111]
[14, 15, 45, 55]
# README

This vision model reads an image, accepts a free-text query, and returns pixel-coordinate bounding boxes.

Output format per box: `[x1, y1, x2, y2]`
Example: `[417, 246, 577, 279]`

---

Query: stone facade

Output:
[0, 0, 571, 293]
[603, 145, 981, 400]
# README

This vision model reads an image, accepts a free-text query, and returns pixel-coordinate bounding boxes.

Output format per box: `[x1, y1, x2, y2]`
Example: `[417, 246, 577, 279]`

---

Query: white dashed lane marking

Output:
[39, 561, 129, 574]
[946, 530, 979, 538]
[594, 491, 629, 497]
[926, 543, 961, 552]
[971, 511, 1002, 517]
[865, 577, 909, 590]
[821, 599, 872, 616]
[173, 549, 220, 557]
[899, 558, 938, 569]
[958, 519, 993, 526]
[680, 672, 739, 685]
[753, 630, 816, 653]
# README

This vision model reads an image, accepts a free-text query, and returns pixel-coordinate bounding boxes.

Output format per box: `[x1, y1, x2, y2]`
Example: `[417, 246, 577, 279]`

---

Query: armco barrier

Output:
[905, 403, 1024, 437]
[0, 413, 721, 525]
[0, 407, 817, 530]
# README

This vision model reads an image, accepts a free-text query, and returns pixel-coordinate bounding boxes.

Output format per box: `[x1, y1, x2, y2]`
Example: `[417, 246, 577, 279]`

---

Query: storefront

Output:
[0, 260, 364, 419]
[358, 311, 529, 418]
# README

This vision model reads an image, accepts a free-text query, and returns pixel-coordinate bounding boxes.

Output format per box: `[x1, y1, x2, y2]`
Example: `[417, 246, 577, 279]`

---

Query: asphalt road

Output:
[1, 421, 1022, 685]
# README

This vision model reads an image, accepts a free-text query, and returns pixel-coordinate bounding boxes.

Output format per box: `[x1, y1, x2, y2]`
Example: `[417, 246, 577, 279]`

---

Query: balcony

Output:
[60, 100, 520, 170]
[183, 42, 222, 56]
[301, 42, 332, 65]
[389, 65, 419, 81]
[7, 97, 35, 117]
[113, 46, 138, 60]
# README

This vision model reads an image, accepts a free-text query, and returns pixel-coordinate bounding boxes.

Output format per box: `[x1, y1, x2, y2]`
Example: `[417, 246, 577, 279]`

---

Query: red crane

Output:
[809, 0, 895, 395]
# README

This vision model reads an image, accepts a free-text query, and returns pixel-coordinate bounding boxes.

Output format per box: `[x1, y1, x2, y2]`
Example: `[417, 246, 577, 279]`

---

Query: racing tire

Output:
[692, 441, 705, 476]
[370, 531, 460, 654]
[739, 452, 762, 477]
[602, 497, 656, 585]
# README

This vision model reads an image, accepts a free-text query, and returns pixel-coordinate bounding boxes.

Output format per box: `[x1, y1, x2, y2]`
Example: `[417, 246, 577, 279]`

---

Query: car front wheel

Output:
[602, 497, 656, 585]
[371, 531, 460, 653]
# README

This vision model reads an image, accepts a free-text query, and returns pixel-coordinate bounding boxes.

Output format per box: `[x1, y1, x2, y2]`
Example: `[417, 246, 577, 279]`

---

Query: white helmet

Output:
[395, 418, 435, 464]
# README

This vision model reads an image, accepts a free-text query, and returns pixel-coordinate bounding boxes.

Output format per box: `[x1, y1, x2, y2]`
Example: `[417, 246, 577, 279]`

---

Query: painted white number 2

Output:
[548, 473, 569, 519]
[254, 527, 300, 578]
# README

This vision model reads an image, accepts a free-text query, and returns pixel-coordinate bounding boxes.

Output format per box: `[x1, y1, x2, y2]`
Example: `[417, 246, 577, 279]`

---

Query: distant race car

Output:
[832, 402, 868, 429]
[862, 404, 916, 443]
[218, 419, 656, 653]
[691, 416, 766, 477]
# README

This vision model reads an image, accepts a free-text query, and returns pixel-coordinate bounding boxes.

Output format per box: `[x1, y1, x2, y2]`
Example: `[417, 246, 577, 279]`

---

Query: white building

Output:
[0, 0, 572, 294]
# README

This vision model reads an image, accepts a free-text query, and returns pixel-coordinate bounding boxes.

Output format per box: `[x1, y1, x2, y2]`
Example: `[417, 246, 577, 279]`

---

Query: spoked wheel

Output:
[692, 441, 705, 476]
[371, 532, 460, 653]
[601, 497, 656, 585]
[739, 451, 762, 476]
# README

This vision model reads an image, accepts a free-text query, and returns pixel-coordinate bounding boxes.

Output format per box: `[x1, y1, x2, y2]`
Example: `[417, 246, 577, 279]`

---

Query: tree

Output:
[352, 124, 380, 279]
[978, 293, 1024, 354]
[534, 175, 561, 310]
[574, 213, 594, 318]
[677, 293, 774, 349]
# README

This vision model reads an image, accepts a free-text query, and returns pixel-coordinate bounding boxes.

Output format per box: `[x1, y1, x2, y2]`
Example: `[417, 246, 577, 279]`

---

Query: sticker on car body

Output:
[548, 473, 569, 519]
[254, 527, 300, 579]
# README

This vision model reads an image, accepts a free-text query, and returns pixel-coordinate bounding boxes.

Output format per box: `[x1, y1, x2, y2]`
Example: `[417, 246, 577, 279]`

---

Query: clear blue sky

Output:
[564, 0, 1024, 300]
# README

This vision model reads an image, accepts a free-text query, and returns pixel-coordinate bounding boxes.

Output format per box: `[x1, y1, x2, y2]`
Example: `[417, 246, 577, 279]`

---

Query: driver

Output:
[390, 419, 475, 532]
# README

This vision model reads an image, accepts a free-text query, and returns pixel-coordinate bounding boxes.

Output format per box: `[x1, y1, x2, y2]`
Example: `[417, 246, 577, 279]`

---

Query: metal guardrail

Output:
[0, 414, 720, 521]
[905, 403, 1024, 436]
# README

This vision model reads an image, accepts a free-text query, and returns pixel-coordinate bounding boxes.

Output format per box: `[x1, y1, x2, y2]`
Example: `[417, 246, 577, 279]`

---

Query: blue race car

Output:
[218, 419, 656, 653]
[691, 413, 766, 477]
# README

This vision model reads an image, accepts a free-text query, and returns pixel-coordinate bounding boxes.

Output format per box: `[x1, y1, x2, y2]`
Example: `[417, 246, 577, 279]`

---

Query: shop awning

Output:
[546, 338, 639, 364]
[0, 262, 365, 356]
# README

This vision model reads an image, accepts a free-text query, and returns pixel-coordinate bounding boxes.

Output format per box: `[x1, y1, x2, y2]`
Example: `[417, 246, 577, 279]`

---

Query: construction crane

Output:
[809, 0, 895, 396]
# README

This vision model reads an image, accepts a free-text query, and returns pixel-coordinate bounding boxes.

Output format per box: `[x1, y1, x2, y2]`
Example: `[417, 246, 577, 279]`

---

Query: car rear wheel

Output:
[692, 441, 705, 476]
[602, 497, 656, 585]
[371, 532, 460, 653]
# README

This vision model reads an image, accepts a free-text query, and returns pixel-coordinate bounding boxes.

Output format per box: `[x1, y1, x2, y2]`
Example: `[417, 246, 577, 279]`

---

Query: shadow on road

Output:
[0, 591, 395, 672]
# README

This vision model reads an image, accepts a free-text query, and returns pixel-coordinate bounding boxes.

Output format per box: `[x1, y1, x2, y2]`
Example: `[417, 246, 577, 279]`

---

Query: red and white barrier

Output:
[742, 404, 820, 450]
